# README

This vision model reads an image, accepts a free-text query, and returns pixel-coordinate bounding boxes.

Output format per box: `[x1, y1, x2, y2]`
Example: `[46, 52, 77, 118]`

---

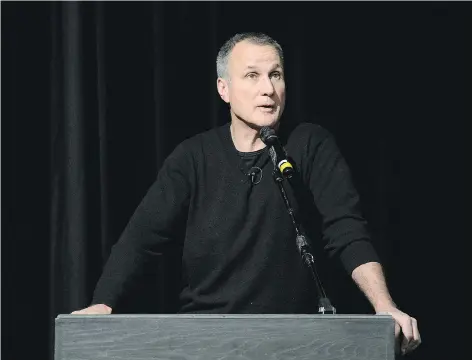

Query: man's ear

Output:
[217, 77, 230, 103]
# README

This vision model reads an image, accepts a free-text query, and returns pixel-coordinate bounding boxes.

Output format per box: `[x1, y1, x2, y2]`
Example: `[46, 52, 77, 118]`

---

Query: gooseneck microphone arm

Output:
[261, 127, 336, 314]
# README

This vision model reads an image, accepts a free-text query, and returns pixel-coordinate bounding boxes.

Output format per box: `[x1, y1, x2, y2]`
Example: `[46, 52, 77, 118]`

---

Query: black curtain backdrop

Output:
[2, 1, 469, 360]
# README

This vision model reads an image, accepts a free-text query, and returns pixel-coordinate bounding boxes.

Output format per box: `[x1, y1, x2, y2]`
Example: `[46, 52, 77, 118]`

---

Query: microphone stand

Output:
[272, 167, 336, 314]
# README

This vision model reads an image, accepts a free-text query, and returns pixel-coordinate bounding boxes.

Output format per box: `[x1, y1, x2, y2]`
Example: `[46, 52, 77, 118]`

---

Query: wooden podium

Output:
[55, 314, 395, 360]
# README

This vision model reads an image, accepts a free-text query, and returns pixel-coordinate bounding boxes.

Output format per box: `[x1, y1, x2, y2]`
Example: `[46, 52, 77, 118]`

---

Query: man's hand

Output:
[350, 262, 421, 355]
[71, 304, 112, 315]
[377, 307, 421, 355]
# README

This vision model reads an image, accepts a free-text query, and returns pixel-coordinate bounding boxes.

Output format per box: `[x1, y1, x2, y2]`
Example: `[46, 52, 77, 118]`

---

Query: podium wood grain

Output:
[55, 314, 395, 360]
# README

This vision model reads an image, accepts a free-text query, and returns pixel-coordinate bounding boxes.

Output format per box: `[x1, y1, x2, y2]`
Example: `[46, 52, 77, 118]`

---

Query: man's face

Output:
[218, 40, 286, 129]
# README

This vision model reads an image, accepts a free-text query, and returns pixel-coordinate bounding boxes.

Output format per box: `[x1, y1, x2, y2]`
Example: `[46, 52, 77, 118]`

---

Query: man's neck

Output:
[230, 120, 267, 153]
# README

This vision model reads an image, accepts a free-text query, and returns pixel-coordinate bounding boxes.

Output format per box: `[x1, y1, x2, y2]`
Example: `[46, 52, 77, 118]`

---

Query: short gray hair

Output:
[216, 32, 284, 80]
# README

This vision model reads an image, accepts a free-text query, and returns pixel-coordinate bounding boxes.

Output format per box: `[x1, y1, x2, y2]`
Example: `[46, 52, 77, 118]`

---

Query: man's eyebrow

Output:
[244, 64, 282, 71]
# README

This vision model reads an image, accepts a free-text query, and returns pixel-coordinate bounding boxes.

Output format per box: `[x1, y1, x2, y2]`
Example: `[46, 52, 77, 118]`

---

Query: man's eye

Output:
[271, 72, 281, 79]
[246, 73, 258, 79]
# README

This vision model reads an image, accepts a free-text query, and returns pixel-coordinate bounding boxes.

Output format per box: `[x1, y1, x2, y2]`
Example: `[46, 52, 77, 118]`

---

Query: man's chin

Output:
[254, 118, 280, 130]
[232, 110, 282, 130]
[240, 117, 280, 130]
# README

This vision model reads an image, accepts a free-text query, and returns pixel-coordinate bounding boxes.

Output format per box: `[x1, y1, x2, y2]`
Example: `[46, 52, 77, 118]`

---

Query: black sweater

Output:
[92, 122, 380, 313]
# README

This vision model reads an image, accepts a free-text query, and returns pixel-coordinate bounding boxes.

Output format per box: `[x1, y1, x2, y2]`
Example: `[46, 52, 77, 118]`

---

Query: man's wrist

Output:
[374, 301, 397, 313]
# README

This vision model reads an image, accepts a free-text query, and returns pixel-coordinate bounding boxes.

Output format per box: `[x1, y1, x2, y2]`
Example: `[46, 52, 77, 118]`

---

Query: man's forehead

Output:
[229, 41, 281, 67]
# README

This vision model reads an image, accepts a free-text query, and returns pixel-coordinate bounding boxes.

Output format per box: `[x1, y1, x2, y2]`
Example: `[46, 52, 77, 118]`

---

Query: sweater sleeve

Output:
[306, 128, 381, 275]
[91, 141, 192, 308]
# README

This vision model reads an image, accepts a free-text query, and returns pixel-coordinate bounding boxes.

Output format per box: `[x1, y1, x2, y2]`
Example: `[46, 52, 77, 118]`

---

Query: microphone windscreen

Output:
[260, 126, 276, 145]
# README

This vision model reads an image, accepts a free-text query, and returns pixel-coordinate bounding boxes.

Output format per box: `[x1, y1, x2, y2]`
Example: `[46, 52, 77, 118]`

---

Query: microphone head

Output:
[260, 126, 277, 145]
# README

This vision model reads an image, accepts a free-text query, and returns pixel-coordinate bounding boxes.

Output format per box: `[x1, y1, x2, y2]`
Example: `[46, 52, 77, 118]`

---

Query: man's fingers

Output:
[401, 334, 410, 354]
[406, 317, 421, 353]
[71, 309, 87, 315]
[394, 322, 401, 338]
[400, 317, 418, 354]
[377, 310, 421, 355]
[70, 304, 112, 315]
[412, 317, 421, 342]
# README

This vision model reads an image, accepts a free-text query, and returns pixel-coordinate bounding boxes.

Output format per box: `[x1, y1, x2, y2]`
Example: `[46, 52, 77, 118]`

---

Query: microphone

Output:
[260, 126, 294, 178]
[247, 166, 263, 185]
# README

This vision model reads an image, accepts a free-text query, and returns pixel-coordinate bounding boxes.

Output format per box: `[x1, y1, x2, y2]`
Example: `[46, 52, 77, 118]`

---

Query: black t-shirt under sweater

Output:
[92, 122, 380, 313]
[237, 147, 267, 185]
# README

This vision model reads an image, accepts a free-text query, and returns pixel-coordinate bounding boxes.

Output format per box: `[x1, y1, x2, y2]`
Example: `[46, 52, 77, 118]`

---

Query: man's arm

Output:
[304, 127, 421, 355]
[71, 141, 193, 314]
[351, 261, 396, 311]
[351, 261, 421, 355]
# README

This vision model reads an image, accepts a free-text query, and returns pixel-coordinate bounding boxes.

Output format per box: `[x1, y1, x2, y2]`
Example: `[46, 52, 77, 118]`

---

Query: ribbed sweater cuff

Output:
[338, 239, 381, 275]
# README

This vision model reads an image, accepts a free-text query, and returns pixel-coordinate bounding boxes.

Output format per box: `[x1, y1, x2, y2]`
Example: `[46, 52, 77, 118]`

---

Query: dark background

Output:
[2, 1, 469, 360]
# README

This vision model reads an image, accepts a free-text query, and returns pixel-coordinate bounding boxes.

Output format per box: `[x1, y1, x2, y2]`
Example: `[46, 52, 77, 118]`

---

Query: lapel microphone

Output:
[248, 166, 263, 185]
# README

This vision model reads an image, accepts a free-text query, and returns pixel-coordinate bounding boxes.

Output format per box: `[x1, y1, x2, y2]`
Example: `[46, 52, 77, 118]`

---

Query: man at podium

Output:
[71, 32, 421, 356]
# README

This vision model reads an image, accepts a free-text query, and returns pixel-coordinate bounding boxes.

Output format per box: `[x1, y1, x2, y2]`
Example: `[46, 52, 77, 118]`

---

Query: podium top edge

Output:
[56, 314, 393, 320]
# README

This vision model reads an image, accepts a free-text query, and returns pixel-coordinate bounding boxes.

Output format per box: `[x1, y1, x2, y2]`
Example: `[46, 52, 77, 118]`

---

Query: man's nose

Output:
[259, 76, 275, 96]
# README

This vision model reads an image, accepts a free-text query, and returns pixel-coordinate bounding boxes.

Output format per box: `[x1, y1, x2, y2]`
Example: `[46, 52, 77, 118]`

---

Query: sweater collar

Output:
[216, 122, 272, 181]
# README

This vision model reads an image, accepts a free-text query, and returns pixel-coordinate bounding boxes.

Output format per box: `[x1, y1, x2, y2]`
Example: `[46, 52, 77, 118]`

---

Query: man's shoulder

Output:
[291, 122, 330, 135]
[173, 123, 226, 155]
[285, 121, 333, 145]
[192, 124, 225, 142]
